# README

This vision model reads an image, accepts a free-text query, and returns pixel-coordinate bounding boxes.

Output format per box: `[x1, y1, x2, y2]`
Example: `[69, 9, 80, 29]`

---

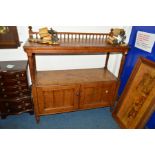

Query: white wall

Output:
[0, 26, 132, 77]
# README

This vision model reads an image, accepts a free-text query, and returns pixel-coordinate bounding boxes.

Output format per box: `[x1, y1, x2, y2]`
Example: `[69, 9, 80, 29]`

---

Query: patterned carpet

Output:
[0, 107, 119, 129]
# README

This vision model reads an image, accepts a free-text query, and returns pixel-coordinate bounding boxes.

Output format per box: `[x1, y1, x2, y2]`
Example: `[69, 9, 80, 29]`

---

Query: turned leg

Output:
[110, 106, 114, 112]
[27, 53, 36, 84]
[35, 115, 40, 124]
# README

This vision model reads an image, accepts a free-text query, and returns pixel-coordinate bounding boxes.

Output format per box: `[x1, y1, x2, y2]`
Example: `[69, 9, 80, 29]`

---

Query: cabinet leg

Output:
[1, 115, 7, 119]
[35, 115, 40, 124]
[110, 100, 118, 112]
[110, 106, 114, 112]
[29, 111, 34, 115]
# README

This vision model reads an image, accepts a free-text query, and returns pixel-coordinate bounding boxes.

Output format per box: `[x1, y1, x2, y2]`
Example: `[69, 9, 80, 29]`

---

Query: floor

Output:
[0, 107, 119, 129]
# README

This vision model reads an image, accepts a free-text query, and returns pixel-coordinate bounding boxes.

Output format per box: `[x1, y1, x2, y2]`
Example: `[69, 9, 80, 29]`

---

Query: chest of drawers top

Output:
[0, 60, 28, 93]
[0, 60, 27, 73]
[0, 61, 28, 81]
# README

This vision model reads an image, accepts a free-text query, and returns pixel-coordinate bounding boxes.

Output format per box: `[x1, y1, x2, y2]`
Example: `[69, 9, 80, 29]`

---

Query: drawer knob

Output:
[2, 88, 5, 92]
[17, 81, 21, 84]
[3, 94, 7, 98]
[0, 82, 4, 86]
[105, 90, 109, 94]
[16, 74, 20, 77]
[25, 103, 30, 106]
[18, 105, 22, 108]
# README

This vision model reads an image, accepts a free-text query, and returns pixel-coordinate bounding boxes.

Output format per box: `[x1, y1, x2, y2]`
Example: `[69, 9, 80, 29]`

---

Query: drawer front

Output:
[79, 82, 117, 109]
[0, 97, 33, 115]
[0, 74, 3, 79]
[0, 85, 29, 93]
[0, 79, 27, 87]
[36, 85, 79, 115]
[0, 90, 31, 99]
[0, 71, 27, 86]
[0, 71, 26, 80]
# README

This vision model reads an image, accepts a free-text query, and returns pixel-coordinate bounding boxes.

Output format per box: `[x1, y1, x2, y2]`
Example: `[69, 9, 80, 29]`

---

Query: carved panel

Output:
[113, 57, 155, 128]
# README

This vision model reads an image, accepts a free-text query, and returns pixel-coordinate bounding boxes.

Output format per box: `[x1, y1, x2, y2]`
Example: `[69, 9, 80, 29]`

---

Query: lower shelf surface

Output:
[36, 68, 117, 86]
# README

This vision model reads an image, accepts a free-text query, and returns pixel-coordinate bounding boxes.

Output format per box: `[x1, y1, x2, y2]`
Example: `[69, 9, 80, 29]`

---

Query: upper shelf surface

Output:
[24, 39, 129, 55]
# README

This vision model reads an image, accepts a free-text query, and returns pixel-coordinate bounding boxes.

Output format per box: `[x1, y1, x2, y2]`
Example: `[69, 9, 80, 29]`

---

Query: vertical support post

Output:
[27, 51, 39, 123]
[111, 50, 128, 112]
[33, 54, 36, 76]
[114, 50, 128, 104]
[104, 52, 110, 69]
[27, 52, 36, 84]
[32, 86, 40, 123]
[118, 51, 127, 80]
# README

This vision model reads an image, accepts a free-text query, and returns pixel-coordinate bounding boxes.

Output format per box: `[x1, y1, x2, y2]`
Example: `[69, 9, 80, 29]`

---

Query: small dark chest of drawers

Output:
[0, 60, 33, 119]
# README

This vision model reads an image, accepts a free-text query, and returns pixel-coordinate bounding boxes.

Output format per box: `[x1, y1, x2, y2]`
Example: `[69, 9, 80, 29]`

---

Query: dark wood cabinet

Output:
[24, 29, 129, 123]
[0, 61, 33, 118]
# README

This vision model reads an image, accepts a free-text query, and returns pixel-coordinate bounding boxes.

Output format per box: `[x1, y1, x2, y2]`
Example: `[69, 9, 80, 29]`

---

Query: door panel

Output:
[79, 82, 117, 109]
[37, 85, 79, 114]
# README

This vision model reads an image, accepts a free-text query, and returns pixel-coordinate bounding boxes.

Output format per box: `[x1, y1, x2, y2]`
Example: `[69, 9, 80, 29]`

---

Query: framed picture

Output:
[0, 26, 20, 48]
[113, 57, 155, 129]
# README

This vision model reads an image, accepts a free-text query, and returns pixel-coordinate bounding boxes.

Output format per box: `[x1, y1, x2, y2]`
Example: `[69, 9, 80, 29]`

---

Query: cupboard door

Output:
[79, 82, 117, 109]
[36, 85, 79, 115]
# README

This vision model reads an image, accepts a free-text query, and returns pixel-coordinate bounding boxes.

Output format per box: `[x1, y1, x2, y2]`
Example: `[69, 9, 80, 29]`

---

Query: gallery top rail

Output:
[23, 26, 129, 55]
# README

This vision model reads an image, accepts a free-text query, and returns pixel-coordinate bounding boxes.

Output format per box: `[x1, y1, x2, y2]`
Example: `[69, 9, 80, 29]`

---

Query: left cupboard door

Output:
[36, 85, 80, 115]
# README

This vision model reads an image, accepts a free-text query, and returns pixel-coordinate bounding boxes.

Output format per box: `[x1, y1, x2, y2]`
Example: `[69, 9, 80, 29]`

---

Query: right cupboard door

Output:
[79, 82, 117, 109]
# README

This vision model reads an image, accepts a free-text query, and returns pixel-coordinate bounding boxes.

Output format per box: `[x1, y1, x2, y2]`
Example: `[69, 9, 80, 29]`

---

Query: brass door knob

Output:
[105, 90, 109, 94]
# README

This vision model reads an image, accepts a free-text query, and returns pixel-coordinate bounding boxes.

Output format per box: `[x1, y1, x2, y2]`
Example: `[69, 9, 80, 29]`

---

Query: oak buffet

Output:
[23, 28, 129, 123]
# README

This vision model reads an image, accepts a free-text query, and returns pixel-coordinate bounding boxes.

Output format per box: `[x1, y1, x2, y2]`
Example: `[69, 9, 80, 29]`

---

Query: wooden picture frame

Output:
[0, 26, 20, 48]
[113, 57, 155, 129]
